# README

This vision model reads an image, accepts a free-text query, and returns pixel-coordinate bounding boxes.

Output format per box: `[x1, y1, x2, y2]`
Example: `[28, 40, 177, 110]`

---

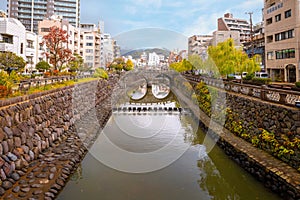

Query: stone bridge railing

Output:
[15, 75, 92, 92]
[184, 74, 300, 107]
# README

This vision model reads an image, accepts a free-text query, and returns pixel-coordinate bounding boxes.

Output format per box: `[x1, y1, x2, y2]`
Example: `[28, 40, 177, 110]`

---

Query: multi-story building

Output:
[212, 30, 241, 47]
[264, 0, 299, 82]
[244, 21, 265, 70]
[0, 14, 46, 72]
[38, 16, 77, 54]
[0, 16, 26, 59]
[79, 23, 101, 70]
[218, 13, 251, 45]
[113, 40, 121, 59]
[102, 33, 114, 67]
[188, 35, 212, 60]
[7, 0, 80, 33]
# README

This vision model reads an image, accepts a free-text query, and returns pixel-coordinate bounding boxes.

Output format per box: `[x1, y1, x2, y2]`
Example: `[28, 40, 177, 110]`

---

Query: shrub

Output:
[251, 78, 271, 85]
[295, 82, 300, 88]
[244, 73, 254, 81]
[0, 85, 11, 98]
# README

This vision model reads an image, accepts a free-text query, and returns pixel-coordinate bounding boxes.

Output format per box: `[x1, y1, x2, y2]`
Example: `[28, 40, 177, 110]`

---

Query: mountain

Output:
[121, 48, 171, 59]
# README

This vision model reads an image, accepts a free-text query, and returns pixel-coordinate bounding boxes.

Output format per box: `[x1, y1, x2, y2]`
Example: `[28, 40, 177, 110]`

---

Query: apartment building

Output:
[0, 15, 46, 72]
[79, 23, 101, 69]
[38, 15, 77, 54]
[218, 13, 251, 44]
[212, 30, 241, 47]
[7, 0, 80, 33]
[188, 35, 212, 60]
[264, 0, 300, 82]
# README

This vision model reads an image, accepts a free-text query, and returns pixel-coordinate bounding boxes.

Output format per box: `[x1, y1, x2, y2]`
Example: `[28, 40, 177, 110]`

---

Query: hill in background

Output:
[121, 48, 171, 59]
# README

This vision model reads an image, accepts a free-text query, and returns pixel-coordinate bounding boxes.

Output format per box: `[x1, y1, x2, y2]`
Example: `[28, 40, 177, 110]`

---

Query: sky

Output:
[0, 0, 263, 50]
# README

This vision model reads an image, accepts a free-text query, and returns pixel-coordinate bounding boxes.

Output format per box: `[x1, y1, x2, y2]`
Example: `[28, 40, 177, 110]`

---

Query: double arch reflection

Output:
[127, 75, 171, 100]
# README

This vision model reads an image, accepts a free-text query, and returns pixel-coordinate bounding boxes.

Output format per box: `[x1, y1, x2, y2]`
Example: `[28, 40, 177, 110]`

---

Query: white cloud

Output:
[183, 12, 223, 36]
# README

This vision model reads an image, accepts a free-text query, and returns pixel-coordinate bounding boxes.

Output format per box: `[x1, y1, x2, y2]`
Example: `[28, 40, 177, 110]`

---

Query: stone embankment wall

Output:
[0, 75, 119, 198]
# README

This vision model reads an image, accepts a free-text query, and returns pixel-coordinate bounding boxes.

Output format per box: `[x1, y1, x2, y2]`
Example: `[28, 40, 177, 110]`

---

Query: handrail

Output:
[16, 75, 92, 92]
[183, 74, 300, 108]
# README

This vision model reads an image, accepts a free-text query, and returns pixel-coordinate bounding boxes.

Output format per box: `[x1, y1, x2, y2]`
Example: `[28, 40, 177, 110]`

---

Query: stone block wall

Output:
[0, 76, 119, 187]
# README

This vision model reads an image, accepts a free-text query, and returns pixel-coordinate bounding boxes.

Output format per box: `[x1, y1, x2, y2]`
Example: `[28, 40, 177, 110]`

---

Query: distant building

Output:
[102, 33, 114, 67]
[79, 23, 101, 70]
[218, 13, 251, 44]
[188, 35, 212, 60]
[148, 52, 160, 66]
[264, 0, 299, 82]
[7, 0, 80, 33]
[113, 40, 121, 58]
[212, 30, 241, 47]
[243, 21, 265, 70]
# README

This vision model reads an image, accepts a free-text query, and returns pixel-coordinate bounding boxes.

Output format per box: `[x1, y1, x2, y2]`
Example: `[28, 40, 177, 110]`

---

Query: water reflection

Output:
[127, 78, 148, 100]
[58, 114, 280, 200]
[152, 75, 170, 99]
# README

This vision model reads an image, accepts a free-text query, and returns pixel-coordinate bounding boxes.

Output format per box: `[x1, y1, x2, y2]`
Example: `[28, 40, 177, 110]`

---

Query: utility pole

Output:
[246, 12, 254, 57]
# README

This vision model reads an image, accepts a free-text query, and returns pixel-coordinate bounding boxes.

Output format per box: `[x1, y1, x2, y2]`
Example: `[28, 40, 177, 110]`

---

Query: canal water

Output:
[58, 112, 280, 200]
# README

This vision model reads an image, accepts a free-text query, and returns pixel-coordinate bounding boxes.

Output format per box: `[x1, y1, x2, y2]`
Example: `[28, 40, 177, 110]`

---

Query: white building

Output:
[102, 33, 114, 68]
[0, 17, 26, 59]
[25, 31, 46, 72]
[148, 52, 160, 66]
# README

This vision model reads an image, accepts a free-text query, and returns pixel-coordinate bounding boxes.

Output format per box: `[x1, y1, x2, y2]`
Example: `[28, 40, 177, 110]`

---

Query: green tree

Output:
[0, 52, 26, 73]
[93, 68, 108, 79]
[36, 61, 51, 71]
[208, 38, 260, 78]
[188, 54, 205, 71]
[68, 53, 84, 73]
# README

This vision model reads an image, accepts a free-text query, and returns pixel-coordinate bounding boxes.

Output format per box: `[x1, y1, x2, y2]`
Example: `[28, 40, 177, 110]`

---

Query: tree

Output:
[93, 68, 108, 79]
[188, 54, 205, 71]
[208, 38, 260, 78]
[36, 61, 51, 71]
[169, 59, 193, 72]
[124, 59, 134, 71]
[42, 26, 74, 71]
[109, 58, 125, 71]
[68, 53, 84, 73]
[0, 52, 26, 73]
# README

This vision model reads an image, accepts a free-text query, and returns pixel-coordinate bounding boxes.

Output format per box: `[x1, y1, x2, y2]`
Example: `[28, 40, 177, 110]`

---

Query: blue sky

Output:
[0, 0, 263, 50]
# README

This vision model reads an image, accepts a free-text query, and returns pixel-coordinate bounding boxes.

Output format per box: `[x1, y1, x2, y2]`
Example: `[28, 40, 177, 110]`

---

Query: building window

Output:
[41, 28, 50, 32]
[86, 43, 93, 46]
[285, 9, 292, 18]
[86, 36, 93, 40]
[275, 29, 294, 41]
[86, 49, 93, 53]
[266, 17, 272, 25]
[275, 14, 281, 22]
[86, 56, 93, 61]
[267, 35, 273, 43]
[267, 52, 274, 60]
[276, 49, 295, 59]
[20, 43, 24, 54]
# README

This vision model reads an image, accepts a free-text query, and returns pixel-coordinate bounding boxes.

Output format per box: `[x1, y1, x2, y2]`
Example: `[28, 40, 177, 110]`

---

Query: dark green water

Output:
[58, 113, 280, 200]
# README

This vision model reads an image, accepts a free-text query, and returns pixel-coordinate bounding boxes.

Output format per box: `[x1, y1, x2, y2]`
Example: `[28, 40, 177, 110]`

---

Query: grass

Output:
[1, 77, 99, 100]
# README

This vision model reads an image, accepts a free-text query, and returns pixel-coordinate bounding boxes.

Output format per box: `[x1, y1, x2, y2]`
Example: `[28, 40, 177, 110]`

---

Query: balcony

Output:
[0, 43, 14, 52]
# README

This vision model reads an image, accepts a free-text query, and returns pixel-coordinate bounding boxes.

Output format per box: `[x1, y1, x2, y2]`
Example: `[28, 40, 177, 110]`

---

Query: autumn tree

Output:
[109, 58, 125, 71]
[0, 52, 26, 73]
[124, 59, 134, 71]
[170, 59, 193, 72]
[42, 26, 74, 71]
